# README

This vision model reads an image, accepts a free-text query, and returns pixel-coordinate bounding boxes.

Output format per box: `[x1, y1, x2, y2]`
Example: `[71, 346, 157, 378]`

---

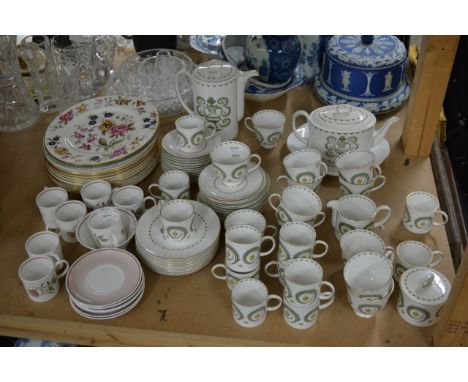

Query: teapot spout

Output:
[236, 70, 258, 121]
[373, 116, 400, 145]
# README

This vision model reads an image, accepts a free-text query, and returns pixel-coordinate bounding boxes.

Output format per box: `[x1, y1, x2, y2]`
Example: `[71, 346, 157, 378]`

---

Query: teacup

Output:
[283, 149, 328, 184]
[327, 194, 392, 240]
[54, 200, 87, 243]
[148, 170, 190, 203]
[160, 199, 195, 242]
[340, 229, 394, 264]
[175, 114, 216, 153]
[112, 185, 156, 216]
[224, 209, 277, 237]
[283, 295, 333, 330]
[394, 241, 444, 282]
[276, 173, 325, 192]
[25, 231, 64, 261]
[80, 180, 112, 209]
[231, 278, 282, 328]
[18, 255, 69, 302]
[210, 141, 261, 186]
[335, 150, 382, 185]
[36, 187, 68, 229]
[225, 225, 276, 272]
[211, 263, 260, 290]
[88, 207, 126, 248]
[346, 278, 394, 318]
[402, 191, 449, 234]
[269, 185, 325, 227]
[278, 221, 328, 261]
[339, 174, 386, 196]
[244, 109, 286, 149]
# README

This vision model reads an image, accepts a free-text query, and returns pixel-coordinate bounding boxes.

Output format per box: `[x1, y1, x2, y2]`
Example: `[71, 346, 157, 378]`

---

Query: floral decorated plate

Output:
[44, 96, 159, 167]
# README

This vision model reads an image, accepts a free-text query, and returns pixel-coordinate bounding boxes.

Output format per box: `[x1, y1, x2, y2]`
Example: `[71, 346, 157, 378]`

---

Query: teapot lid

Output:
[310, 104, 375, 133]
[400, 267, 451, 306]
[327, 35, 407, 68]
[192, 59, 238, 83]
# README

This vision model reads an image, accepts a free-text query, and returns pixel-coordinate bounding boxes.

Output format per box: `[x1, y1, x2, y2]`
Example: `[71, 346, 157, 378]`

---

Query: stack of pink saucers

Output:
[66, 248, 144, 320]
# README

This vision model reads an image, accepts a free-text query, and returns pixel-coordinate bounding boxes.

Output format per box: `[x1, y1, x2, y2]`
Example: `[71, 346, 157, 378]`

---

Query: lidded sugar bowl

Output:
[314, 35, 411, 114]
[398, 267, 451, 327]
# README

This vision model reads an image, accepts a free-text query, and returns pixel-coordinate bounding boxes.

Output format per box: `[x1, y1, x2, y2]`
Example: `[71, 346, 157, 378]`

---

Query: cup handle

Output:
[144, 196, 157, 208]
[264, 261, 279, 278]
[265, 224, 278, 237]
[311, 212, 326, 228]
[433, 210, 449, 226]
[318, 281, 335, 310]
[326, 200, 339, 228]
[430, 251, 444, 267]
[266, 294, 283, 311]
[373, 164, 382, 177]
[211, 264, 227, 280]
[175, 70, 195, 115]
[373, 205, 392, 229]
[260, 236, 276, 257]
[204, 125, 216, 140]
[244, 117, 256, 135]
[371, 175, 386, 192]
[320, 162, 328, 177]
[247, 154, 262, 173]
[383, 245, 395, 264]
[292, 110, 311, 144]
[276, 175, 289, 191]
[148, 183, 161, 199]
[55, 259, 69, 279]
[312, 240, 328, 259]
[268, 194, 281, 213]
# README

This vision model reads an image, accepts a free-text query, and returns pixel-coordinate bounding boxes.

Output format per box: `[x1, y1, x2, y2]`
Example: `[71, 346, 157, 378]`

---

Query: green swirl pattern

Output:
[160, 190, 172, 202]
[191, 131, 204, 145]
[351, 173, 371, 185]
[277, 206, 292, 224]
[284, 283, 293, 300]
[177, 188, 190, 199]
[243, 247, 259, 265]
[304, 306, 319, 323]
[407, 306, 430, 322]
[338, 222, 355, 235]
[166, 226, 188, 240]
[232, 304, 244, 320]
[357, 304, 380, 315]
[278, 243, 290, 262]
[296, 171, 316, 184]
[291, 249, 313, 260]
[283, 305, 300, 323]
[266, 132, 281, 143]
[227, 275, 239, 289]
[232, 165, 247, 180]
[358, 294, 382, 301]
[397, 290, 405, 308]
[403, 206, 411, 223]
[213, 164, 227, 180]
[176, 131, 189, 147]
[395, 263, 407, 278]
[296, 289, 317, 304]
[226, 244, 240, 264]
[248, 307, 266, 322]
[414, 217, 432, 230]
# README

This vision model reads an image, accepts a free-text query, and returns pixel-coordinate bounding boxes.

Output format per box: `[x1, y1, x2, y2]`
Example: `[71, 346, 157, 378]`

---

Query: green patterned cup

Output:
[160, 199, 195, 242]
[231, 278, 282, 328]
[283, 149, 328, 185]
[346, 278, 394, 318]
[283, 292, 333, 330]
[244, 109, 286, 149]
[148, 170, 190, 203]
[278, 222, 328, 262]
[175, 114, 216, 153]
[335, 150, 381, 185]
[211, 263, 260, 290]
[340, 229, 394, 264]
[276, 173, 324, 192]
[339, 173, 386, 196]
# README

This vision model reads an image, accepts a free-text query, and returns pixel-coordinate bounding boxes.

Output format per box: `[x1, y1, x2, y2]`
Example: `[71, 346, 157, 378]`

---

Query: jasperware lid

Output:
[400, 267, 451, 306]
[192, 60, 238, 83]
[310, 104, 375, 133]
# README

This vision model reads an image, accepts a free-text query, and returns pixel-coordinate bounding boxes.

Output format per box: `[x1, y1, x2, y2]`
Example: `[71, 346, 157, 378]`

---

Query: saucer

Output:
[162, 129, 221, 159]
[75, 207, 137, 251]
[287, 123, 391, 176]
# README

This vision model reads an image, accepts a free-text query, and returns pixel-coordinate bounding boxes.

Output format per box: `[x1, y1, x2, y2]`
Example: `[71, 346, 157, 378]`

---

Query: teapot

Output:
[175, 60, 257, 141]
[292, 105, 399, 173]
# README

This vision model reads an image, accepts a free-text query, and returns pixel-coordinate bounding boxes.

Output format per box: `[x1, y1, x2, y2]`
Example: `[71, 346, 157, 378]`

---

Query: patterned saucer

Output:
[162, 129, 221, 159]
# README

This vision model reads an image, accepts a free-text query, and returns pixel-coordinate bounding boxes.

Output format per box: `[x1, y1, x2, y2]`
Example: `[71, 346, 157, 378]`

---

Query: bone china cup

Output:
[224, 209, 277, 237]
[283, 149, 328, 184]
[346, 278, 394, 318]
[25, 231, 64, 261]
[54, 200, 87, 243]
[148, 170, 190, 202]
[175, 114, 216, 153]
[278, 221, 328, 261]
[36, 187, 68, 229]
[160, 199, 195, 242]
[80, 180, 112, 209]
[335, 150, 381, 185]
[112, 185, 156, 215]
[244, 109, 286, 149]
[88, 207, 126, 248]
[340, 229, 394, 264]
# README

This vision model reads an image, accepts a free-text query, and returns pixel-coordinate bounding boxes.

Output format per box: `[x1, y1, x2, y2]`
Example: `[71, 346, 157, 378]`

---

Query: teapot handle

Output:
[292, 110, 312, 145]
[175, 70, 195, 115]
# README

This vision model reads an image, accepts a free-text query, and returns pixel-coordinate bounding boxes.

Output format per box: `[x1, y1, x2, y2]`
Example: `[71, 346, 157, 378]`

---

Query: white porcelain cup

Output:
[340, 229, 394, 264]
[283, 295, 331, 330]
[335, 150, 382, 185]
[231, 278, 282, 328]
[175, 114, 216, 153]
[112, 185, 156, 216]
[54, 200, 87, 243]
[402, 191, 449, 234]
[269, 185, 325, 227]
[283, 149, 328, 184]
[346, 278, 395, 318]
[210, 141, 261, 186]
[244, 109, 286, 149]
[88, 207, 126, 248]
[148, 170, 190, 203]
[25, 231, 64, 261]
[283, 258, 335, 306]
[18, 255, 69, 302]
[80, 180, 112, 209]
[224, 209, 277, 237]
[225, 225, 276, 272]
[327, 194, 392, 240]
[278, 221, 328, 262]
[276, 174, 324, 192]
[36, 187, 68, 229]
[339, 174, 386, 196]
[160, 199, 195, 242]
[211, 263, 260, 290]
[394, 240, 444, 282]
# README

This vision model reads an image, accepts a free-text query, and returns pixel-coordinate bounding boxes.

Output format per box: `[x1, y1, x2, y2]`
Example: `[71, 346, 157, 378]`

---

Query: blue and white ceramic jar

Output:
[299, 36, 320, 84]
[245, 35, 302, 85]
[315, 35, 411, 114]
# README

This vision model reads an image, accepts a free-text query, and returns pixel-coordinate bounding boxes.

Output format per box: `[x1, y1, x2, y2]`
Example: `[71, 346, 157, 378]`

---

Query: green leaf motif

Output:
[296, 289, 317, 304]
[283, 305, 300, 323]
[407, 306, 430, 322]
[357, 304, 380, 315]
[304, 306, 319, 323]
[350, 173, 371, 185]
[414, 217, 432, 230]
[338, 222, 355, 235]
[226, 244, 240, 264]
[232, 303, 244, 320]
[243, 247, 259, 265]
[248, 307, 266, 322]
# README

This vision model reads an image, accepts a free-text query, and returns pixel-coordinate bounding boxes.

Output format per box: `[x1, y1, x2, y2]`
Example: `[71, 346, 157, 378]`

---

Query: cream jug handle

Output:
[326, 200, 339, 228]
[292, 110, 312, 145]
[373, 116, 399, 146]
[175, 70, 195, 115]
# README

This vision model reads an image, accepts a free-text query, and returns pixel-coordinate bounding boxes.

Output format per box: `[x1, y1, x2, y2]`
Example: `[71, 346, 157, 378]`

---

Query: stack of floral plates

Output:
[43, 96, 160, 192]
[66, 248, 144, 320]
[197, 163, 271, 220]
[160, 129, 221, 183]
[135, 200, 220, 276]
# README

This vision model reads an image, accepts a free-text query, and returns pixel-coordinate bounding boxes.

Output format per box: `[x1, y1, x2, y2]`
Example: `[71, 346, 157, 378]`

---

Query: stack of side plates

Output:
[197, 163, 270, 220]
[161, 129, 221, 183]
[136, 200, 220, 276]
[43, 96, 160, 192]
[66, 248, 144, 320]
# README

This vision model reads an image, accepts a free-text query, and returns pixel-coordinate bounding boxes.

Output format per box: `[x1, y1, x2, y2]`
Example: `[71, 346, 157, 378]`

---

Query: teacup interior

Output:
[232, 280, 267, 307]
[345, 254, 391, 291]
[408, 193, 438, 213]
[83, 182, 110, 200]
[114, 188, 143, 206]
[253, 111, 285, 129]
[341, 231, 383, 256]
[20, 258, 52, 282]
[285, 261, 321, 285]
[176, 115, 204, 130]
[226, 211, 264, 232]
[89, 210, 119, 230]
[398, 242, 431, 266]
[37, 189, 67, 208]
[283, 188, 320, 216]
[27, 233, 58, 255]
[339, 197, 374, 220]
[285, 151, 321, 169]
[56, 202, 86, 222]
[336, 151, 373, 170]
[161, 201, 193, 222]
[211, 143, 249, 165]
[281, 223, 315, 246]
[160, 172, 188, 190]
[227, 226, 260, 245]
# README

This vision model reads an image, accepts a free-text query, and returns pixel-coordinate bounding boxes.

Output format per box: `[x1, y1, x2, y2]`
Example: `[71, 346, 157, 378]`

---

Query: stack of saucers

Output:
[66, 248, 144, 320]
[135, 200, 220, 276]
[43, 96, 159, 192]
[197, 163, 271, 220]
[160, 129, 221, 183]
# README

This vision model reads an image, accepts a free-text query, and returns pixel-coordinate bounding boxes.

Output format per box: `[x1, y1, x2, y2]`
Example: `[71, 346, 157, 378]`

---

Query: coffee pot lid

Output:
[310, 104, 375, 133]
[400, 267, 451, 306]
[327, 35, 407, 68]
[192, 60, 238, 83]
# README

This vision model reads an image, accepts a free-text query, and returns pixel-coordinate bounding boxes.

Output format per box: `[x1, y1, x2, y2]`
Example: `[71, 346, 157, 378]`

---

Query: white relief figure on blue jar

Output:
[341, 70, 351, 92]
[383, 71, 393, 92]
